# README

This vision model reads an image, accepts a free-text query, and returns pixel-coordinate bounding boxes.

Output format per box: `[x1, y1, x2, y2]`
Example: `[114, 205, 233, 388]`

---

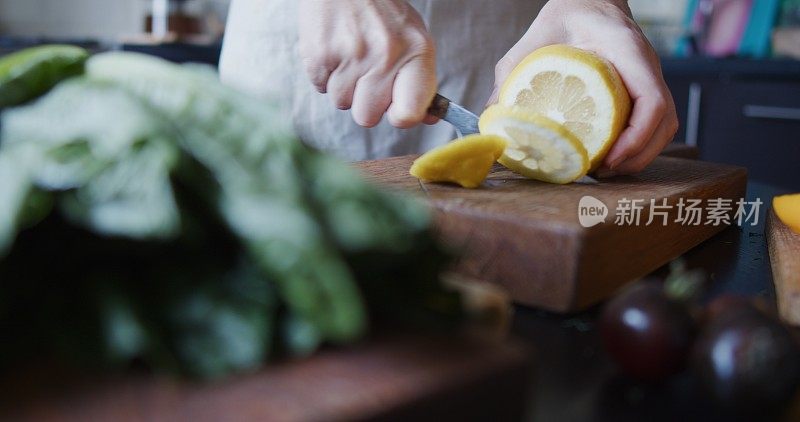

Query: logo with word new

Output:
[578, 195, 608, 227]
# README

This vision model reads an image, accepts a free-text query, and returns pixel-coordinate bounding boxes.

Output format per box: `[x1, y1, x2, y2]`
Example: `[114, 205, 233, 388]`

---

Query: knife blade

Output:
[427, 93, 480, 137]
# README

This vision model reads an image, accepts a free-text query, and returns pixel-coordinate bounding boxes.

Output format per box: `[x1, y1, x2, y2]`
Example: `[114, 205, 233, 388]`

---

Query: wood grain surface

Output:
[767, 209, 800, 326]
[659, 143, 700, 159]
[1, 332, 532, 422]
[354, 151, 747, 312]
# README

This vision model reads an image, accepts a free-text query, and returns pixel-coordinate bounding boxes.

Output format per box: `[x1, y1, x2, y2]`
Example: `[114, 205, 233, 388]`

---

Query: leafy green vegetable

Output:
[0, 50, 459, 378]
[0, 152, 33, 254]
[0, 45, 88, 108]
[0, 79, 181, 244]
[86, 52, 368, 343]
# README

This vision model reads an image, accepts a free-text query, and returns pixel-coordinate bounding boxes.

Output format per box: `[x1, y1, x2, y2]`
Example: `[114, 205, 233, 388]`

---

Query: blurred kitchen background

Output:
[0, 0, 229, 62]
[0, 0, 229, 39]
[0, 0, 798, 189]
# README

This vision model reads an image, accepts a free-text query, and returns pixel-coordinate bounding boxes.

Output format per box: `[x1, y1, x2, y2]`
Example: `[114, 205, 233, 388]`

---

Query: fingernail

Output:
[608, 155, 627, 170]
[595, 169, 617, 178]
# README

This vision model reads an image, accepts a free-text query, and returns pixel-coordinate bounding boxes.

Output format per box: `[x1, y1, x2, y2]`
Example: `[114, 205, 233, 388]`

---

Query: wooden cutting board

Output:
[1, 332, 532, 422]
[767, 208, 800, 326]
[355, 149, 746, 312]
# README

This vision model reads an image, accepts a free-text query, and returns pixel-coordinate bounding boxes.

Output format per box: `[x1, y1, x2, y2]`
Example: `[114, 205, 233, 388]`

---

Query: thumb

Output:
[486, 26, 560, 107]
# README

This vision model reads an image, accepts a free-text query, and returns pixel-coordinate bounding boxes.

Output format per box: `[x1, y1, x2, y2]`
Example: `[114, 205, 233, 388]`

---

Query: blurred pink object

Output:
[692, 0, 752, 56]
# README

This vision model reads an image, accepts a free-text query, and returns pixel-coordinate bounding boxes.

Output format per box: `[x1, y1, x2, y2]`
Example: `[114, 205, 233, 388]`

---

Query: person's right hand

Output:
[298, 0, 438, 128]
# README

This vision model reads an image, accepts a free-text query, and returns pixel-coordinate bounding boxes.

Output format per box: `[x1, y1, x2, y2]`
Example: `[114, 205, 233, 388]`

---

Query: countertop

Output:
[513, 180, 791, 421]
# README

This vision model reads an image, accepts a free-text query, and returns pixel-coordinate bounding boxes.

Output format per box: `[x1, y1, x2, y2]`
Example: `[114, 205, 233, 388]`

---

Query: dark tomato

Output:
[704, 294, 754, 322]
[692, 305, 800, 412]
[703, 294, 774, 324]
[600, 280, 696, 381]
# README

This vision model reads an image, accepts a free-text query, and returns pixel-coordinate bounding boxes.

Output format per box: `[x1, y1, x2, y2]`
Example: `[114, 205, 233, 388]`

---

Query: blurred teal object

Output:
[675, 0, 700, 56]
[779, 0, 800, 25]
[738, 0, 782, 57]
[676, 0, 751, 57]
[676, 0, 782, 57]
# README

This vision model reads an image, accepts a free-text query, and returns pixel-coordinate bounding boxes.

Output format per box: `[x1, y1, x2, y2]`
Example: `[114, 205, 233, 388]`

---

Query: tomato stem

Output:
[664, 258, 705, 304]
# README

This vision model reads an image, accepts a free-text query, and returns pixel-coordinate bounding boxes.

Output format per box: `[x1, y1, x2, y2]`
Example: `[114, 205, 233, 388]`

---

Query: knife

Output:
[426, 93, 598, 184]
[427, 93, 480, 137]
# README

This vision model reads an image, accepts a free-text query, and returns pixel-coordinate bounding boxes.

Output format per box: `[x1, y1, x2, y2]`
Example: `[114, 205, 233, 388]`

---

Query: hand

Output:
[298, 0, 438, 128]
[489, 0, 679, 175]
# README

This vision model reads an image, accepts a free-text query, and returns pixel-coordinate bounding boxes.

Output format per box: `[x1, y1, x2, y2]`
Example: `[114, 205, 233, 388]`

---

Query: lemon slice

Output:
[479, 104, 589, 184]
[498, 44, 631, 170]
[410, 134, 507, 188]
[774, 193, 800, 234]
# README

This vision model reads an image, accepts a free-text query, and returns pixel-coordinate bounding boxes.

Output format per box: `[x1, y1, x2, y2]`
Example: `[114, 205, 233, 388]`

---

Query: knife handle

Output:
[427, 93, 450, 119]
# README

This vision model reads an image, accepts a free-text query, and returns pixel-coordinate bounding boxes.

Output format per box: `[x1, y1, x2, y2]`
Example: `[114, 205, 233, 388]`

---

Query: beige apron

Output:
[220, 0, 546, 161]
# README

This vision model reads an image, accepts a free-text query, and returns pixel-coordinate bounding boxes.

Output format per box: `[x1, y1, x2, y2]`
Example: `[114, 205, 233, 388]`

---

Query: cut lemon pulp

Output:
[773, 193, 800, 234]
[410, 134, 507, 188]
[479, 105, 589, 184]
[498, 44, 631, 170]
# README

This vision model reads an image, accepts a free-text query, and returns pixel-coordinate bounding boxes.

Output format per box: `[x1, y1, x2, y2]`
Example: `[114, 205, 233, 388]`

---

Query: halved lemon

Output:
[479, 104, 589, 184]
[410, 134, 507, 188]
[498, 44, 631, 170]
[774, 193, 800, 234]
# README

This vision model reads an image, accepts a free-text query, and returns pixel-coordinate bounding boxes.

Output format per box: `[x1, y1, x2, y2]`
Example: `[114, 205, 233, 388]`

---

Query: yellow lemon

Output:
[774, 193, 800, 234]
[498, 44, 631, 170]
[410, 134, 507, 188]
[479, 104, 589, 184]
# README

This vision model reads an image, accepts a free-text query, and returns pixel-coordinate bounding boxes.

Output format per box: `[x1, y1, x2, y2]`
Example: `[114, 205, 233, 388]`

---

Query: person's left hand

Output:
[488, 0, 679, 176]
